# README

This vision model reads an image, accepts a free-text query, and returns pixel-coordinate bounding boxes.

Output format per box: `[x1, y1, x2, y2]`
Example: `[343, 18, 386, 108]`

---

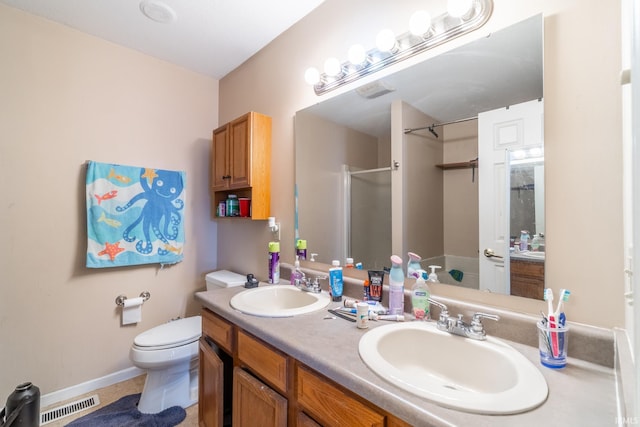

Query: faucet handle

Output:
[470, 312, 500, 334]
[311, 275, 327, 292]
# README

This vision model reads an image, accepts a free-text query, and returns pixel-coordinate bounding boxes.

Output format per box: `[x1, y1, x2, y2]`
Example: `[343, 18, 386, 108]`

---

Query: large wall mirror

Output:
[295, 14, 544, 299]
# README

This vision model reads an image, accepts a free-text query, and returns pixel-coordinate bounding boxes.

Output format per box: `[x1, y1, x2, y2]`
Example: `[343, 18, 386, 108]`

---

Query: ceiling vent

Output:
[356, 80, 395, 99]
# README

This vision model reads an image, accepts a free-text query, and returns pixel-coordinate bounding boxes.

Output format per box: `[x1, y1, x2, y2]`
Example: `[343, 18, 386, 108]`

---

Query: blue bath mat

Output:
[65, 393, 186, 427]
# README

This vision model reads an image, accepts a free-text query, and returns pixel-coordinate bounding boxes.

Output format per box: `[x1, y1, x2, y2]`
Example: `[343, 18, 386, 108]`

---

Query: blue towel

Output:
[86, 161, 185, 268]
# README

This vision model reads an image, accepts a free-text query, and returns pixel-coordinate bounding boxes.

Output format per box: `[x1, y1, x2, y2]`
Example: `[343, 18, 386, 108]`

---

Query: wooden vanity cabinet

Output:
[296, 365, 385, 427]
[211, 111, 271, 220]
[199, 308, 412, 427]
[233, 367, 287, 427]
[510, 259, 545, 299]
[199, 337, 224, 427]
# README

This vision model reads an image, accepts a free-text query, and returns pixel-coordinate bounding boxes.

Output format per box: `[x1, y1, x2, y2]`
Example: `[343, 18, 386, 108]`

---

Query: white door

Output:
[478, 99, 544, 294]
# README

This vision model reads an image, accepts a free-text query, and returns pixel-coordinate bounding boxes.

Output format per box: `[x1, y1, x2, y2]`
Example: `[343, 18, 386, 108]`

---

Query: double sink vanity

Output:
[195, 266, 619, 426]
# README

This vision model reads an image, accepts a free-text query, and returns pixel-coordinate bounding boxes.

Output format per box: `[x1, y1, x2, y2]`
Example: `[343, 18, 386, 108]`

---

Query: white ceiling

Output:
[0, 0, 326, 79]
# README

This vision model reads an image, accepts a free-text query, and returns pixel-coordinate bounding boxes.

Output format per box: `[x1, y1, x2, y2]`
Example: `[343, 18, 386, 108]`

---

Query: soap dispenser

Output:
[291, 256, 305, 286]
[427, 265, 441, 283]
[407, 252, 422, 279]
[411, 270, 430, 320]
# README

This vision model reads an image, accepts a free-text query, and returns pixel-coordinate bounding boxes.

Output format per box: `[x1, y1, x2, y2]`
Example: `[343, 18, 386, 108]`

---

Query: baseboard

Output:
[40, 366, 145, 408]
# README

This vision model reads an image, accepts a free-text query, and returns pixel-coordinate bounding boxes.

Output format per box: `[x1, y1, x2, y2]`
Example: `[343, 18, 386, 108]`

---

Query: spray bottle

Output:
[268, 241, 280, 284]
[388, 255, 405, 315]
[407, 252, 422, 278]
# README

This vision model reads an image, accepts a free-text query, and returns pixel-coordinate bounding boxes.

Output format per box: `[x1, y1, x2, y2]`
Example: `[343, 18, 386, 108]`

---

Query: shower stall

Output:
[343, 165, 391, 269]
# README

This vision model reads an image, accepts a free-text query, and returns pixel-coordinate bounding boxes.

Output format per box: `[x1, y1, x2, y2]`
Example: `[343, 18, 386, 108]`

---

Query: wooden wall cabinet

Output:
[199, 308, 411, 427]
[510, 258, 545, 300]
[211, 112, 271, 220]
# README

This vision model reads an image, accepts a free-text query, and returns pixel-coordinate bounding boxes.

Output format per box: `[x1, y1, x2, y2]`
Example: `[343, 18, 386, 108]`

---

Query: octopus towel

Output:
[86, 161, 185, 268]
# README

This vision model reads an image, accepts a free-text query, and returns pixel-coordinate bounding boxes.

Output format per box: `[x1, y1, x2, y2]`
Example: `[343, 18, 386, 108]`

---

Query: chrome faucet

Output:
[428, 298, 499, 340]
[295, 275, 325, 293]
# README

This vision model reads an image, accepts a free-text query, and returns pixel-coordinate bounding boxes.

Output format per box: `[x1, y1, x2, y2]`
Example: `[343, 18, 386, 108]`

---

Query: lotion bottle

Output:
[329, 260, 343, 302]
[411, 270, 430, 320]
[388, 255, 405, 315]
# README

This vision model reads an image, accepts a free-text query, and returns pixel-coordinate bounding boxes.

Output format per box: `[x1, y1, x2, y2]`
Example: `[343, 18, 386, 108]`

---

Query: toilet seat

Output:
[133, 316, 202, 350]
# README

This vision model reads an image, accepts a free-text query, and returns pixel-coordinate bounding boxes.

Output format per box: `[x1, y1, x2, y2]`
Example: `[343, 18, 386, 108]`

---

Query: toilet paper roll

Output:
[122, 297, 144, 325]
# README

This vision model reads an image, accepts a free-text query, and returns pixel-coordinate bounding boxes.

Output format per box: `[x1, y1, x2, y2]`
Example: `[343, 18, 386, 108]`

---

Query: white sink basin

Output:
[513, 250, 546, 260]
[358, 322, 548, 414]
[229, 285, 330, 317]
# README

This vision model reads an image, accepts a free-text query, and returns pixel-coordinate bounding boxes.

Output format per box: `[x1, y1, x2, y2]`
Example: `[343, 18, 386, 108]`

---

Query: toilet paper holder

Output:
[115, 291, 151, 307]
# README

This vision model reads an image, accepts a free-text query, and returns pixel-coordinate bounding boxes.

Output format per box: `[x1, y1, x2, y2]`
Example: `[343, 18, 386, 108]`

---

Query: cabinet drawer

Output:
[296, 366, 385, 427]
[237, 331, 288, 394]
[201, 308, 234, 353]
[510, 259, 544, 276]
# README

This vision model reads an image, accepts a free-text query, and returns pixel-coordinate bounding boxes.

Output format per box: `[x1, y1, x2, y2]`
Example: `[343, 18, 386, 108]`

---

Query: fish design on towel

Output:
[94, 190, 118, 205]
[108, 168, 132, 184]
[98, 212, 122, 228]
[86, 161, 185, 268]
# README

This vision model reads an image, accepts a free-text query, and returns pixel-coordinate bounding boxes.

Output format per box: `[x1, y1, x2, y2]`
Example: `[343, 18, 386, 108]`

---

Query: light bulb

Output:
[348, 44, 367, 66]
[409, 10, 432, 36]
[324, 57, 342, 77]
[375, 29, 397, 52]
[304, 67, 320, 85]
[447, 0, 474, 18]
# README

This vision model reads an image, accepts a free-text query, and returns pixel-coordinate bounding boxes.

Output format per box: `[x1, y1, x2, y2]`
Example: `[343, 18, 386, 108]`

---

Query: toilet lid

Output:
[134, 316, 202, 348]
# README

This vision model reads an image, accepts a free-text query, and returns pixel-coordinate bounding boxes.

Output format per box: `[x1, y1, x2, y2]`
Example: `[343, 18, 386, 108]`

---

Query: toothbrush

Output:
[544, 288, 560, 357]
[555, 289, 571, 326]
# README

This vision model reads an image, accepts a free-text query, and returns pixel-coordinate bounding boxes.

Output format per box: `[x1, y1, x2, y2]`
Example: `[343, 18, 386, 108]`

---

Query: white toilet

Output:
[129, 270, 246, 414]
[130, 316, 202, 413]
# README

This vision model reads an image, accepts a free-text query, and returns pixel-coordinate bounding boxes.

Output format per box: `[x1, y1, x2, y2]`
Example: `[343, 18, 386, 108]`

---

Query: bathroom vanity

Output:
[510, 256, 545, 299]
[196, 284, 618, 426]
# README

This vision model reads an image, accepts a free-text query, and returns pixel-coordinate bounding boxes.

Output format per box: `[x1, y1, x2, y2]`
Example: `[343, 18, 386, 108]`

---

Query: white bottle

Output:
[427, 265, 441, 283]
[388, 255, 405, 315]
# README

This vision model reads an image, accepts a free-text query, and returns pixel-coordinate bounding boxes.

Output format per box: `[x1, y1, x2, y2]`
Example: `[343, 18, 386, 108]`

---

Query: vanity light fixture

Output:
[305, 0, 493, 95]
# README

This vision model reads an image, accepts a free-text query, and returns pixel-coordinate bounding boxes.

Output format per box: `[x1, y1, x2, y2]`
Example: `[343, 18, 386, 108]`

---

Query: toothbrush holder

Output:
[537, 321, 569, 369]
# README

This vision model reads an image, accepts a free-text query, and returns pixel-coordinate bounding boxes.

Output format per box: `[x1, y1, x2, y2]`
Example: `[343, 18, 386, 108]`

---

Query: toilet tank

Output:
[205, 270, 246, 290]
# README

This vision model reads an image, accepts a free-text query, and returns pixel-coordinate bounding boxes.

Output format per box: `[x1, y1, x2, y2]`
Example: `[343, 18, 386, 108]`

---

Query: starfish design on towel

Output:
[98, 241, 125, 261]
[140, 168, 158, 186]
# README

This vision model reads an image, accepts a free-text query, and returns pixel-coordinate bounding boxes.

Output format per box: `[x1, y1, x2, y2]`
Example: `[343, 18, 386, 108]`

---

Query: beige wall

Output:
[0, 5, 219, 401]
[443, 121, 479, 258]
[401, 102, 443, 260]
[218, 0, 624, 329]
[294, 111, 378, 263]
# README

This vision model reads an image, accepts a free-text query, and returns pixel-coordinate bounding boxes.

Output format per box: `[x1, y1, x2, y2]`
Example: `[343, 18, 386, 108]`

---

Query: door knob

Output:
[483, 248, 504, 259]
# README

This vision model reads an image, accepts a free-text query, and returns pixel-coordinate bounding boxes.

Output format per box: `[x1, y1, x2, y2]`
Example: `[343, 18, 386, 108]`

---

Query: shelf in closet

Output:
[435, 159, 478, 170]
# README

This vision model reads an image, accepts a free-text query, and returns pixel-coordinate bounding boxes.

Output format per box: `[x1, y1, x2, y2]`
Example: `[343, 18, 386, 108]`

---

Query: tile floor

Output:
[41, 375, 198, 427]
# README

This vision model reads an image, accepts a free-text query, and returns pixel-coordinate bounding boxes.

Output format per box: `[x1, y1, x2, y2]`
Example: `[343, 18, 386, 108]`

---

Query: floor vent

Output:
[40, 394, 100, 425]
